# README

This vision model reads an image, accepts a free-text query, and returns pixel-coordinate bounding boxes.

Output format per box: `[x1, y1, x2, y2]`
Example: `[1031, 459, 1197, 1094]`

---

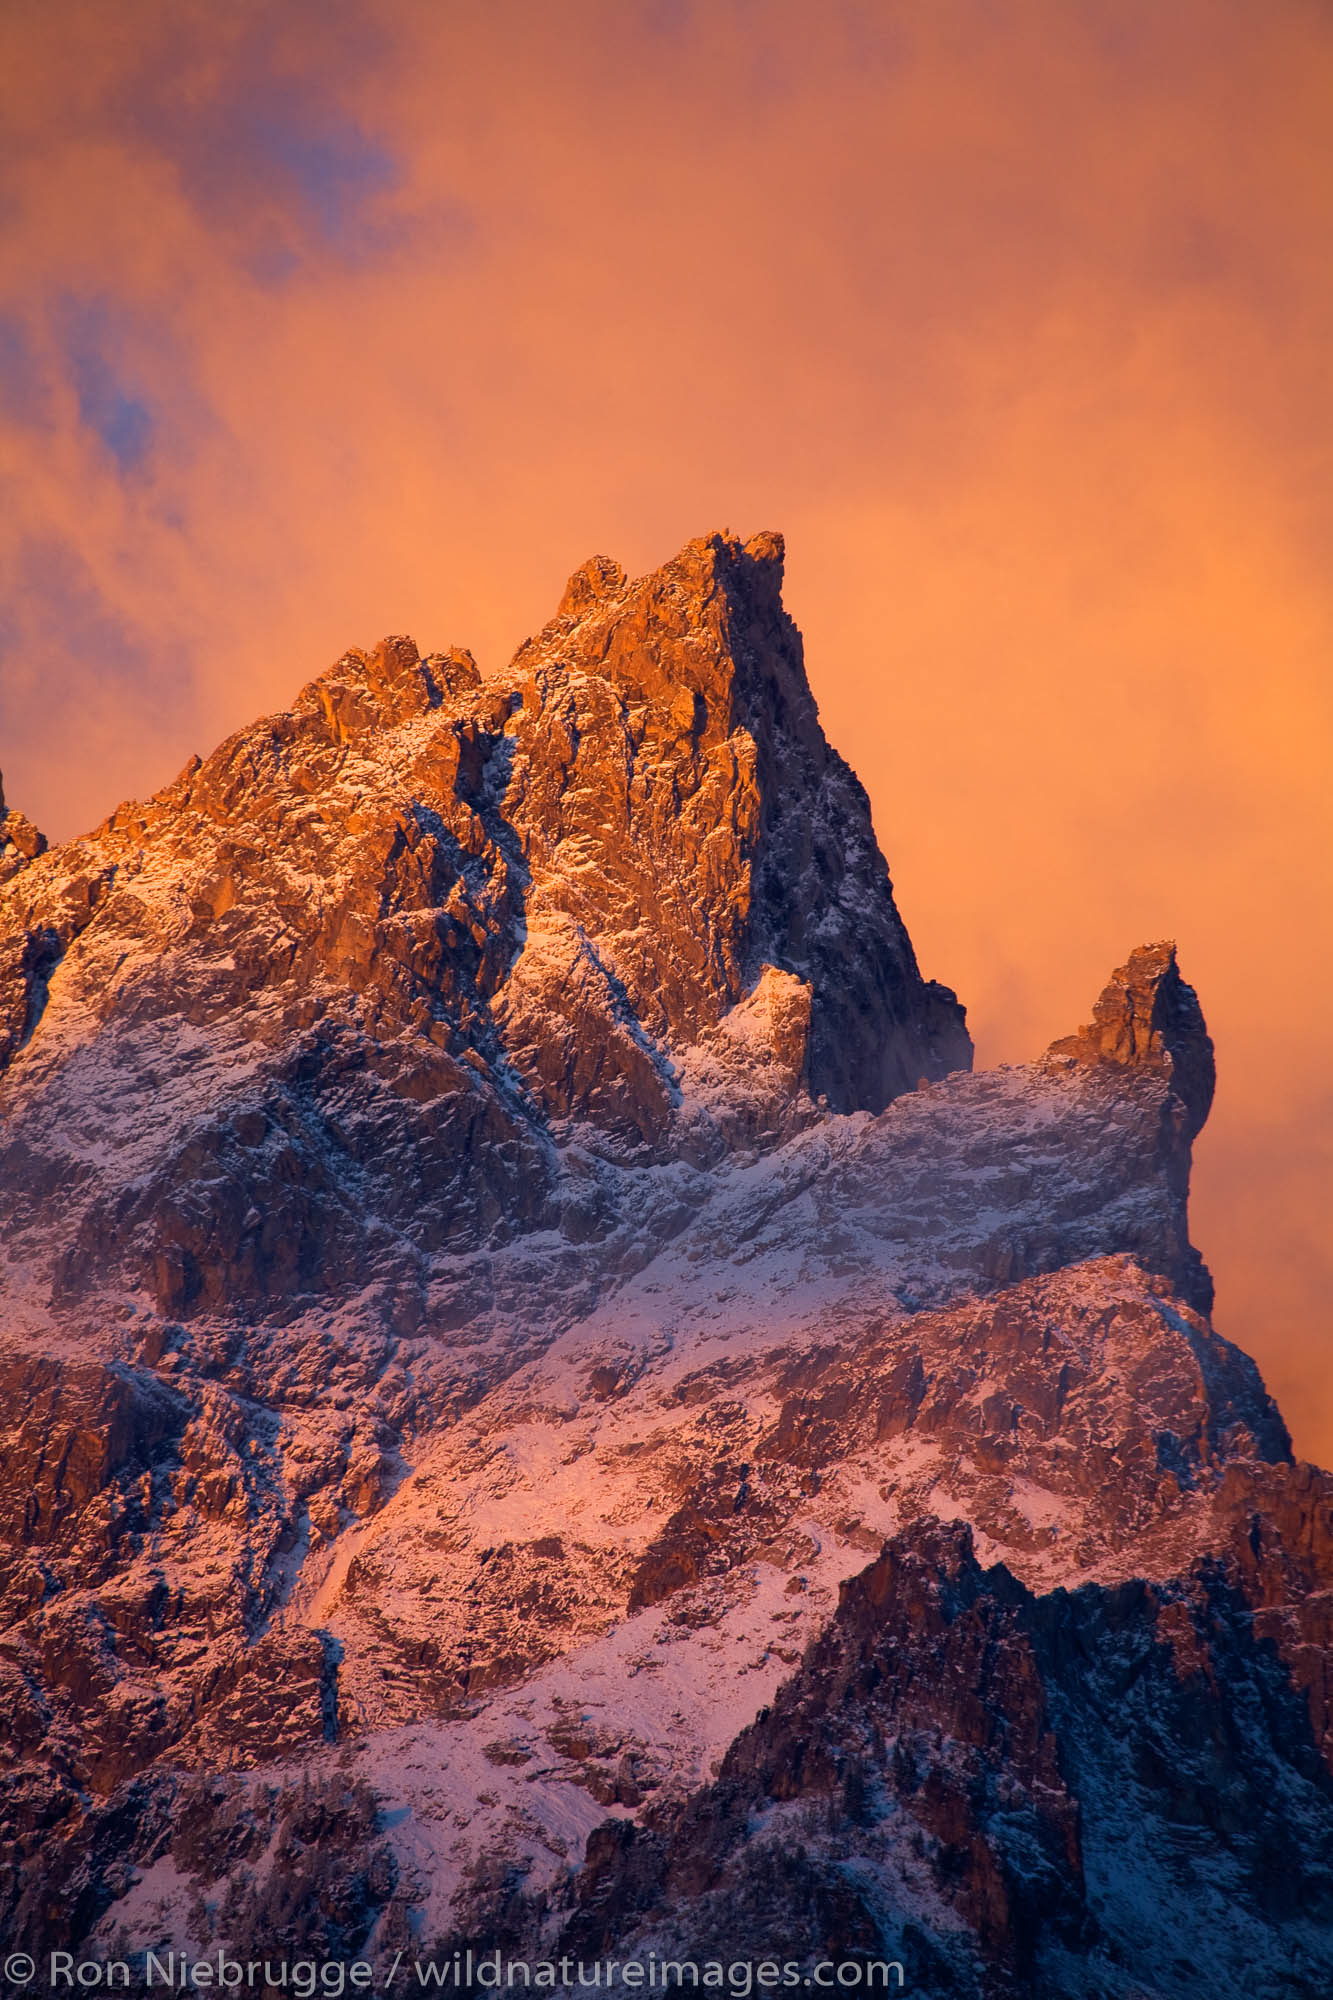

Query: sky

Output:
[1, 0, 1330, 1456]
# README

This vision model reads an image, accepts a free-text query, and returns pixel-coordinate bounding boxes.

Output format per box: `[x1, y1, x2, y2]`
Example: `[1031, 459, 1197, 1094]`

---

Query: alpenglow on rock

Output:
[0, 530, 969, 1329]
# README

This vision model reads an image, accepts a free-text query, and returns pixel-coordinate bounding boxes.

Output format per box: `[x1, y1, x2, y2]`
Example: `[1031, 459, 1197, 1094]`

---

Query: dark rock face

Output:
[558, 1516, 1333, 1999]
[0, 532, 1326, 1991]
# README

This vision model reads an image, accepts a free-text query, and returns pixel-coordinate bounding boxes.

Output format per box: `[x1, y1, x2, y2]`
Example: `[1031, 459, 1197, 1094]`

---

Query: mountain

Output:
[0, 533, 1329, 1997]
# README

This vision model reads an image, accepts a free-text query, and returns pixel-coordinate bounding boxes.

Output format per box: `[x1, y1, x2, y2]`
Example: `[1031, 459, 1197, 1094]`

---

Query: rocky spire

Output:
[1045, 940, 1216, 1311]
[1048, 940, 1215, 1141]
[508, 529, 972, 1113]
[0, 766, 47, 880]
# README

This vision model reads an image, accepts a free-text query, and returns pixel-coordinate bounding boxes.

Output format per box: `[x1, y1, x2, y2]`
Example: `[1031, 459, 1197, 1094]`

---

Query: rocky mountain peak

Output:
[534, 529, 808, 756]
[557, 553, 628, 620]
[0, 766, 47, 883]
[1049, 938, 1215, 1140]
[0, 531, 970, 1325]
[510, 528, 971, 1111]
[3, 537, 1324, 1994]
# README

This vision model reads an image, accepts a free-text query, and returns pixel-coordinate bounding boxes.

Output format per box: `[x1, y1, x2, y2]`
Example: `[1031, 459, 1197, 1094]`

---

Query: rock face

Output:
[562, 1517, 1333, 1999]
[0, 533, 1329, 1995]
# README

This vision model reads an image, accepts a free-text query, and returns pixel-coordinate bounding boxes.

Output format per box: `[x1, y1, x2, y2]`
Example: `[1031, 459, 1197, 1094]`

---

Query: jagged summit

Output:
[0, 530, 969, 1322]
[510, 528, 972, 1110]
